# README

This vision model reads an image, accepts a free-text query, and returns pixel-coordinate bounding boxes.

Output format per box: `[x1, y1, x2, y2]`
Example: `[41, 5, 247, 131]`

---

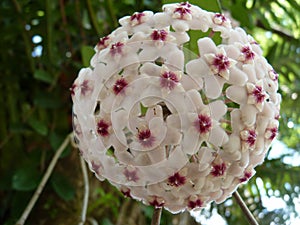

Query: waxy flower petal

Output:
[72, 2, 280, 214]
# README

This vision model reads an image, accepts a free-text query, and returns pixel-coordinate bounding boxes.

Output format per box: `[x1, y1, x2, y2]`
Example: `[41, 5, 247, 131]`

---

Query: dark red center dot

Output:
[211, 163, 226, 177]
[194, 114, 212, 134]
[130, 12, 145, 23]
[188, 199, 203, 209]
[246, 130, 257, 146]
[252, 85, 266, 103]
[160, 71, 179, 89]
[269, 69, 279, 81]
[151, 30, 168, 41]
[80, 80, 91, 96]
[70, 83, 76, 96]
[121, 189, 131, 198]
[268, 127, 278, 141]
[241, 46, 255, 61]
[124, 168, 139, 182]
[97, 119, 110, 137]
[174, 7, 191, 18]
[179, 2, 191, 7]
[113, 78, 128, 95]
[214, 13, 227, 24]
[97, 36, 110, 50]
[213, 54, 230, 73]
[137, 129, 155, 148]
[239, 171, 252, 183]
[149, 197, 165, 208]
[168, 172, 186, 187]
[110, 42, 124, 55]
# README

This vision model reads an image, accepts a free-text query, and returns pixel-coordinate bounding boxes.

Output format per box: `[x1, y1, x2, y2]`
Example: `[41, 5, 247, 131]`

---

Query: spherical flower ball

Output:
[71, 2, 281, 213]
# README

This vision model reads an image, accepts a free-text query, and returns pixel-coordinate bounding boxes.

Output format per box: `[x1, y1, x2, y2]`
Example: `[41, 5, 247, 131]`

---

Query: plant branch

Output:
[78, 157, 89, 225]
[151, 208, 162, 225]
[233, 191, 259, 225]
[15, 133, 72, 225]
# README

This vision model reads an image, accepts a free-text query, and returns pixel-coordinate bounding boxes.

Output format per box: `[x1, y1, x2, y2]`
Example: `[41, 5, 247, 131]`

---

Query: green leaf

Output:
[28, 116, 48, 136]
[230, 4, 254, 28]
[50, 173, 75, 201]
[12, 166, 41, 191]
[33, 92, 62, 109]
[81, 45, 95, 67]
[34, 70, 54, 84]
[266, 42, 278, 64]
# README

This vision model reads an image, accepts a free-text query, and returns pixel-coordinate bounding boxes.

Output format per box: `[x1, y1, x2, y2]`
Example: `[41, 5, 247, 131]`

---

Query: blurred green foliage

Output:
[0, 0, 299, 224]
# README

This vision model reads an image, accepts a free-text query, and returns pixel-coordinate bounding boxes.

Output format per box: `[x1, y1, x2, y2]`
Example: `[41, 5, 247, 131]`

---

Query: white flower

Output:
[72, 2, 281, 213]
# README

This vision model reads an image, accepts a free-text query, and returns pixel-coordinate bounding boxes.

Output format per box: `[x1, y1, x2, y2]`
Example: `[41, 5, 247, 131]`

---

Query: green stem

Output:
[216, 0, 222, 12]
[233, 191, 259, 225]
[11, 0, 35, 74]
[15, 133, 72, 225]
[105, 0, 118, 28]
[151, 208, 162, 225]
[86, 0, 102, 35]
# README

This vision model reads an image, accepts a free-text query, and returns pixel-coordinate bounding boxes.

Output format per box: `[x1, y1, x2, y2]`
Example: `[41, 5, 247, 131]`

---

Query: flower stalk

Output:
[151, 208, 163, 225]
[233, 191, 259, 225]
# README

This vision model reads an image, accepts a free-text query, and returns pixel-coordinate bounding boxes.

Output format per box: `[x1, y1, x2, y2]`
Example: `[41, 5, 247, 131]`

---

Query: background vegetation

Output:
[0, 0, 299, 224]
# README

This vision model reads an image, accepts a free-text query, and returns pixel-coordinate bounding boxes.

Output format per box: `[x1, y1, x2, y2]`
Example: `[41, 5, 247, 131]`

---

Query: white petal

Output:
[226, 86, 247, 105]
[183, 127, 201, 154]
[197, 37, 217, 56]
[181, 75, 203, 91]
[242, 64, 257, 83]
[208, 126, 228, 146]
[209, 100, 227, 121]
[204, 75, 224, 99]
[166, 114, 181, 129]
[186, 58, 210, 77]
[241, 104, 258, 126]
[228, 67, 248, 85]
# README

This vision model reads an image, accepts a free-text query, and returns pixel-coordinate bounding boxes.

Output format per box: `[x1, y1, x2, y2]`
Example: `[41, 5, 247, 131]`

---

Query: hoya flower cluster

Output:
[71, 2, 281, 213]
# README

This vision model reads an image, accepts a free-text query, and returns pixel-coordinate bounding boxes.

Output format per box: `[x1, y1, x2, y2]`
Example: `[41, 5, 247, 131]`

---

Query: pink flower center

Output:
[91, 160, 102, 172]
[97, 36, 110, 51]
[239, 171, 252, 183]
[124, 168, 139, 182]
[149, 196, 165, 208]
[179, 2, 191, 7]
[211, 163, 226, 177]
[269, 69, 278, 81]
[151, 29, 168, 41]
[168, 172, 186, 187]
[174, 6, 191, 19]
[188, 199, 203, 209]
[241, 46, 255, 61]
[70, 83, 76, 96]
[80, 80, 92, 96]
[213, 13, 227, 25]
[110, 42, 124, 56]
[97, 119, 110, 137]
[244, 129, 257, 147]
[212, 54, 230, 74]
[266, 127, 278, 141]
[130, 12, 145, 24]
[160, 71, 179, 90]
[251, 85, 266, 103]
[137, 129, 155, 148]
[194, 114, 212, 135]
[121, 188, 131, 198]
[113, 78, 128, 95]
